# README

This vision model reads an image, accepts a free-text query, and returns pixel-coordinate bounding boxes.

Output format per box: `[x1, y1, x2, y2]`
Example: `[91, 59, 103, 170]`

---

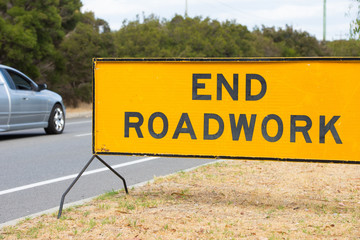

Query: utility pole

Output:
[323, 0, 326, 41]
[185, 0, 188, 17]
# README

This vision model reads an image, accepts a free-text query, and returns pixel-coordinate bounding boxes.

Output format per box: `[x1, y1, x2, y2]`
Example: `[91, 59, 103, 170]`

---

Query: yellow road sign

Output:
[93, 58, 360, 163]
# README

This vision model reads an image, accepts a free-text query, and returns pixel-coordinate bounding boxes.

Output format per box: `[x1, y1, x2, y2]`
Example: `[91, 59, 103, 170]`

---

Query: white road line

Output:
[66, 120, 91, 125]
[0, 157, 159, 196]
[75, 133, 92, 137]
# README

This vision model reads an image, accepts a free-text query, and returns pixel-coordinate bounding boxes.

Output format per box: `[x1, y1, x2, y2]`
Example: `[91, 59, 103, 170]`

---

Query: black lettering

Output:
[148, 112, 168, 139]
[261, 114, 283, 142]
[320, 116, 342, 144]
[124, 112, 144, 138]
[217, 74, 238, 100]
[229, 114, 256, 141]
[192, 74, 211, 100]
[290, 115, 312, 143]
[172, 113, 197, 139]
[246, 74, 267, 101]
[204, 113, 224, 140]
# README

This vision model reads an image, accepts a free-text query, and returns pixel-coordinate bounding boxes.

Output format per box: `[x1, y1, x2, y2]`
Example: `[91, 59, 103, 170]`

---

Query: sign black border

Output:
[92, 57, 360, 164]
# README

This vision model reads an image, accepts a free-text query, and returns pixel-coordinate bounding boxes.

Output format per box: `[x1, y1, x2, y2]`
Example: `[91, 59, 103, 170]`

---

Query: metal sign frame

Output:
[58, 57, 360, 219]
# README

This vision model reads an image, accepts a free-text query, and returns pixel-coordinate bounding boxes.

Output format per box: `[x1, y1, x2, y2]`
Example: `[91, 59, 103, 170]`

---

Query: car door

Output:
[0, 70, 10, 130]
[5, 69, 48, 126]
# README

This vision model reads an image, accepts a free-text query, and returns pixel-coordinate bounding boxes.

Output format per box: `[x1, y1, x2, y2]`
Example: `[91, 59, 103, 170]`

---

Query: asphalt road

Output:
[0, 117, 214, 224]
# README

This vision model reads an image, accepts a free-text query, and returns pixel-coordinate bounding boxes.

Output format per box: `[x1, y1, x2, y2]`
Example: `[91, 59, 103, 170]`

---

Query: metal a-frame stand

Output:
[57, 155, 128, 219]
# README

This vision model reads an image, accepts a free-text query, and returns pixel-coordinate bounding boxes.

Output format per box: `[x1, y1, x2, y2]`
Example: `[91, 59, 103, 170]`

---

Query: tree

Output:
[350, 0, 360, 39]
[0, 0, 82, 81]
[59, 11, 115, 106]
[258, 25, 325, 57]
[114, 15, 256, 58]
[115, 14, 170, 57]
[327, 39, 360, 56]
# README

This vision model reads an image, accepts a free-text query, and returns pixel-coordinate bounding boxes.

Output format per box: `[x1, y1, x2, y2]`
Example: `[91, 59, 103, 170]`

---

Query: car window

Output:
[6, 70, 35, 91]
[0, 69, 16, 90]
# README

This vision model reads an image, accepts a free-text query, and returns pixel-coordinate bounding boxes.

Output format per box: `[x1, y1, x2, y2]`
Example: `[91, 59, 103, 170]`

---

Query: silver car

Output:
[0, 64, 65, 134]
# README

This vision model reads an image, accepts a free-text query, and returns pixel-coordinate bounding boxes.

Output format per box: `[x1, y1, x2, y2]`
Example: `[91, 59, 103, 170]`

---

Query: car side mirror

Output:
[38, 83, 47, 91]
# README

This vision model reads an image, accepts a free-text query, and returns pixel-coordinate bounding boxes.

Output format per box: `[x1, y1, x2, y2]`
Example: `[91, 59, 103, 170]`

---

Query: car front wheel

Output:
[45, 104, 65, 134]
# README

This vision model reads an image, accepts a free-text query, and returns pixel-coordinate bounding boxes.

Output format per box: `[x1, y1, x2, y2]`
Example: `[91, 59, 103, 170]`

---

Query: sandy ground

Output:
[1, 160, 360, 239]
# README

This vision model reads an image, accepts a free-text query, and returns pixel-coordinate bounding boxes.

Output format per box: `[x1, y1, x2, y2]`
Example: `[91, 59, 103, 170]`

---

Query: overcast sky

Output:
[81, 0, 358, 41]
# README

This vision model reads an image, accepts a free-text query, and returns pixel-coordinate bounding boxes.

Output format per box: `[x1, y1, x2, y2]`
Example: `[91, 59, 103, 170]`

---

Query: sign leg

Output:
[57, 155, 129, 219]
[95, 155, 129, 194]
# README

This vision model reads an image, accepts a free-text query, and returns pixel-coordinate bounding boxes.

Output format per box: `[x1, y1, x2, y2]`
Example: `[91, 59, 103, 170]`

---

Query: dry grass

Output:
[65, 103, 92, 118]
[65, 102, 92, 112]
[65, 103, 91, 113]
[1, 160, 360, 239]
[65, 103, 92, 113]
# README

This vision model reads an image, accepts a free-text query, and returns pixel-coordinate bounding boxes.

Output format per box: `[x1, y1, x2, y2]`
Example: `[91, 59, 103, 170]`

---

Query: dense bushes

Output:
[0, 1, 359, 106]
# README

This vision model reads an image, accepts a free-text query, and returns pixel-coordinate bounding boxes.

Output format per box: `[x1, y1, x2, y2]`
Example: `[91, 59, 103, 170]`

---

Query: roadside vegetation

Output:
[1, 160, 360, 239]
[1, 0, 360, 106]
